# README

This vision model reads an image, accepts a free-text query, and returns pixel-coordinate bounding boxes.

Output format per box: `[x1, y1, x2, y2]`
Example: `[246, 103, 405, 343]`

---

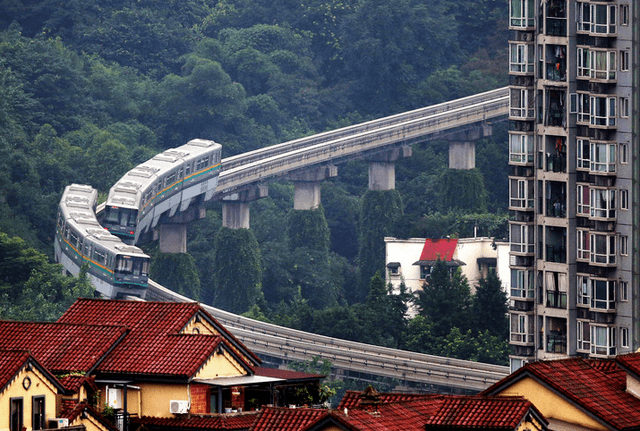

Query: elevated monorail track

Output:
[146, 281, 510, 393]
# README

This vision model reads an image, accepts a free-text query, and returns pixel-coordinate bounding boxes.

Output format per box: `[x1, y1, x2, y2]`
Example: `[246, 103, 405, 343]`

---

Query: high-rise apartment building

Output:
[508, 0, 639, 371]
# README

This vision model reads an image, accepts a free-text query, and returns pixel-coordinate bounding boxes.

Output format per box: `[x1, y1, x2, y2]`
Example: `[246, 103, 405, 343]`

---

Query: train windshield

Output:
[115, 255, 149, 276]
[105, 206, 138, 228]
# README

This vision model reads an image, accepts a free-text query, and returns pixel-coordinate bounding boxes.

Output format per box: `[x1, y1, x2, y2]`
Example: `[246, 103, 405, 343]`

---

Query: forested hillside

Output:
[0, 0, 510, 363]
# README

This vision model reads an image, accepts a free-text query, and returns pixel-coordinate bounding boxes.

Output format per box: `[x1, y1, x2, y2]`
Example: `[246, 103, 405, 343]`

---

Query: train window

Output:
[178, 168, 183, 180]
[166, 172, 176, 186]
[144, 190, 153, 204]
[84, 243, 91, 256]
[105, 207, 119, 223]
[185, 163, 191, 177]
[133, 258, 150, 276]
[92, 248, 106, 264]
[69, 231, 80, 248]
[116, 256, 133, 273]
[203, 156, 210, 168]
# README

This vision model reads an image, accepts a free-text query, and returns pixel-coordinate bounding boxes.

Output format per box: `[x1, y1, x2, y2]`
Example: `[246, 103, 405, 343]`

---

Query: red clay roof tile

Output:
[134, 413, 260, 430]
[418, 238, 458, 262]
[0, 349, 31, 392]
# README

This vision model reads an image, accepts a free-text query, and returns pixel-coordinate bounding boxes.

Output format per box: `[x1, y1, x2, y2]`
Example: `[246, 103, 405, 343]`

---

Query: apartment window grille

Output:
[577, 274, 591, 306]
[510, 179, 534, 209]
[591, 325, 616, 356]
[577, 185, 590, 216]
[591, 279, 616, 310]
[590, 233, 616, 265]
[590, 96, 616, 127]
[577, 229, 590, 261]
[510, 223, 535, 253]
[511, 269, 535, 299]
[620, 189, 629, 210]
[621, 327, 629, 349]
[590, 142, 616, 173]
[620, 235, 628, 256]
[590, 188, 616, 219]
[510, 43, 535, 73]
[510, 0, 535, 27]
[590, 50, 616, 80]
[620, 281, 629, 302]
[509, 134, 534, 163]
[577, 320, 590, 352]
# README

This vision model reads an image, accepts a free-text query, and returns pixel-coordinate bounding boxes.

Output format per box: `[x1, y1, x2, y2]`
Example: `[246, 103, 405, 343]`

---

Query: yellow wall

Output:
[195, 350, 247, 379]
[183, 314, 218, 336]
[496, 377, 607, 430]
[0, 367, 59, 431]
[138, 382, 189, 418]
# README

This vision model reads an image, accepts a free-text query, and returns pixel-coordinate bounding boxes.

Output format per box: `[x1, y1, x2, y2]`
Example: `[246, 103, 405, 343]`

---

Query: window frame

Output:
[577, 229, 590, 261]
[589, 96, 616, 127]
[591, 325, 616, 356]
[510, 43, 535, 73]
[32, 396, 45, 431]
[621, 327, 629, 349]
[509, 133, 535, 164]
[590, 187, 616, 219]
[511, 268, 535, 299]
[590, 50, 617, 80]
[577, 274, 591, 306]
[577, 320, 591, 352]
[590, 142, 616, 173]
[590, 233, 616, 265]
[510, 0, 535, 28]
[591, 278, 616, 310]
[10, 397, 23, 431]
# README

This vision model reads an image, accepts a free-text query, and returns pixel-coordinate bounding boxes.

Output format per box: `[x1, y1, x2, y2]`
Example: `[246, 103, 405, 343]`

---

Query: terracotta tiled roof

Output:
[134, 413, 260, 430]
[337, 390, 437, 410]
[0, 349, 31, 392]
[0, 321, 128, 373]
[484, 356, 640, 430]
[424, 396, 538, 429]
[61, 401, 118, 431]
[250, 407, 329, 431]
[254, 367, 325, 380]
[418, 239, 458, 262]
[58, 374, 98, 393]
[58, 299, 257, 377]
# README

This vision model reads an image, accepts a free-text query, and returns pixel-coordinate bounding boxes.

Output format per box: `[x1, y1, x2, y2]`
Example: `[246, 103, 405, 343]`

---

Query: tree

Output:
[471, 270, 508, 339]
[150, 252, 202, 301]
[415, 259, 472, 338]
[212, 227, 263, 313]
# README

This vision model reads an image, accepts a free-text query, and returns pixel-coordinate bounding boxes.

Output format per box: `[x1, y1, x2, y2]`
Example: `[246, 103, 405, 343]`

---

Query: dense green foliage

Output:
[150, 252, 202, 300]
[0, 0, 510, 361]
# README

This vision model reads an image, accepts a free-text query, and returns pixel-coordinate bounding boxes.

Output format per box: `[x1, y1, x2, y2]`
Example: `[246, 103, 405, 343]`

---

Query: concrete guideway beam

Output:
[288, 165, 338, 210]
[222, 185, 269, 229]
[366, 145, 412, 191]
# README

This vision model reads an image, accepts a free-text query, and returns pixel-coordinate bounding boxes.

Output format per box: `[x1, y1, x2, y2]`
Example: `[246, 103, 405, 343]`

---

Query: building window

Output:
[620, 235, 628, 256]
[577, 274, 591, 306]
[620, 281, 629, 302]
[32, 397, 45, 431]
[621, 327, 629, 349]
[511, 269, 534, 299]
[576, 94, 590, 124]
[510, 223, 534, 253]
[510, 0, 535, 27]
[590, 142, 616, 173]
[10, 398, 23, 431]
[589, 4, 617, 35]
[510, 88, 535, 118]
[620, 4, 629, 25]
[591, 325, 616, 356]
[577, 47, 590, 78]
[589, 50, 616, 80]
[590, 233, 616, 265]
[577, 320, 590, 352]
[509, 134, 534, 164]
[620, 97, 629, 118]
[590, 188, 616, 219]
[510, 179, 534, 209]
[620, 50, 630, 71]
[591, 279, 616, 310]
[576, 138, 590, 169]
[510, 43, 535, 73]
[545, 271, 568, 309]
[577, 230, 590, 261]
[510, 313, 534, 343]
[577, 184, 590, 216]
[620, 143, 628, 164]
[589, 96, 616, 127]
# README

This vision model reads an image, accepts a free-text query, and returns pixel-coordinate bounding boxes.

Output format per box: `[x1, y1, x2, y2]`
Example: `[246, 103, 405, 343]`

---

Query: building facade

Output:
[508, 0, 639, 371]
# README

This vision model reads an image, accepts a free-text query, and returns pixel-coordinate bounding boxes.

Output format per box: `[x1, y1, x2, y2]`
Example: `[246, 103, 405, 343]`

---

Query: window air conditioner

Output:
[48, 418, 70, 429]
[170, 400, 190, 414]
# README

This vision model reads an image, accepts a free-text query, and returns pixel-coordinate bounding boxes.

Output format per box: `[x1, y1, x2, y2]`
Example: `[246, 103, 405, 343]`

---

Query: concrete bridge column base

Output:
[446, 125, 492, 170]
[289, 165, 337, 210]
[222, 185, 268, 229]
[366, 146, 412, 191]
[155, 206, 206, 254]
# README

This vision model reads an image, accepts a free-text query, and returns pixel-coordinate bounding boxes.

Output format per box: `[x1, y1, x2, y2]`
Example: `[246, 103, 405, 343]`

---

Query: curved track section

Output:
[146, 281, 509, 392]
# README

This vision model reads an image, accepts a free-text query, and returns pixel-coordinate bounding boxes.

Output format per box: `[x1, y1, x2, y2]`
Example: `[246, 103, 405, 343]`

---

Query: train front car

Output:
[103, 177, 147, 245]
[111, 244, 150, 299]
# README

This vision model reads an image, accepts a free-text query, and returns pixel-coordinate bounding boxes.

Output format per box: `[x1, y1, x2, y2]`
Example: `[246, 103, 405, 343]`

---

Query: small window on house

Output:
[32, 396, 45, 430]
[620, 281, 629, 302]
[620, 97, 629, 118]
[621, 327, 629, 349]
[10, 398, 23, 431]
[387, 262, 401, 276]
[620, 143, 628, 164]
[620, 189, 629, 210]
[620, 4, 629, 25]
[620, 50, 630, 71]
[620, 235, 628, 256]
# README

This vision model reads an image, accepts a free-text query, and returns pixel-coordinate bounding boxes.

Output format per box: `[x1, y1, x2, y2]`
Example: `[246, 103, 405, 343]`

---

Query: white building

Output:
[385, 237, 510, 316]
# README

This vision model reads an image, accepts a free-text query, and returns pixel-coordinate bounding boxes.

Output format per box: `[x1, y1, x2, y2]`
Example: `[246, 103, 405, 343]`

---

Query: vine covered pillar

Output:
[222, 185, 268, 229]
[289, 165, 338, 210]
[446, 124, 492, 170]
[366, 145, 412, 191]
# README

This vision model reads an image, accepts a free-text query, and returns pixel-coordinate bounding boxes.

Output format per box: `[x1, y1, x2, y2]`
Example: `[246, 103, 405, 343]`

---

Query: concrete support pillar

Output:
[289, 165, 338, 210]
[156, 205, 206, 254]
[366, 146, 412, 191]
[222, 185, 268, 229]
[446, 125, 492, 170]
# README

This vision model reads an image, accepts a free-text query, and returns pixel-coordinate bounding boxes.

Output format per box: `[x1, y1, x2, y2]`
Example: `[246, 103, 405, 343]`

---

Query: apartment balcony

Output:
[543, 0, 567, 36]
[545, 317, 567, 355]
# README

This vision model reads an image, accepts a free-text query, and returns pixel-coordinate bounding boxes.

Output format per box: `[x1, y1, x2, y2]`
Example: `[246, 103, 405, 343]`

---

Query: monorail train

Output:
[54, 184, 150, 299]
[101, 138, 222, 244]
